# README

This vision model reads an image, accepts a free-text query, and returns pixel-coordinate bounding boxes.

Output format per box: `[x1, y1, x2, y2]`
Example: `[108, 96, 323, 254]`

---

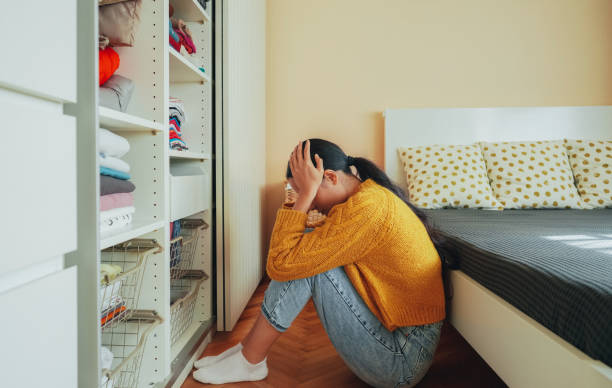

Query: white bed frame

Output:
[383, 106, 612, 388]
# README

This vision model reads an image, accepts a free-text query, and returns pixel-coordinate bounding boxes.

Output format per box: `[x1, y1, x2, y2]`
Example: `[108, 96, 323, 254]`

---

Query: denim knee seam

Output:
[261, 280, 296, 332]
[261, 303, 289, 332]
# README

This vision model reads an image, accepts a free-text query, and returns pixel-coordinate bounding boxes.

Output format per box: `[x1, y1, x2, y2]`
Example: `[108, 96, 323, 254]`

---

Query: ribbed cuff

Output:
[276, 208, 308, 227]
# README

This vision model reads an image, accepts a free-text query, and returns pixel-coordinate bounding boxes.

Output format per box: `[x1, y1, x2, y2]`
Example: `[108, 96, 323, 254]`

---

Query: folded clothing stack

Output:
[169, 97, 188, 151]
[98, 45, 135, 113]
[169, 5, 197, 54]
[99, 128, 136, 233]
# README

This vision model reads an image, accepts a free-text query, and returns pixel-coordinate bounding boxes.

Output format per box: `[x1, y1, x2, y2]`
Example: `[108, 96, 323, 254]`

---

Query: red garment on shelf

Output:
[99, 47, 120, 86]
[169, 31, 181, 51]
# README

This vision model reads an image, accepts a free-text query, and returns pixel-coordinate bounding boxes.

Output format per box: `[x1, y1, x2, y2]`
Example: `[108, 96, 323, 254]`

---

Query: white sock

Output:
[192, 349, 268, 384]
[194, 342, 243, 369]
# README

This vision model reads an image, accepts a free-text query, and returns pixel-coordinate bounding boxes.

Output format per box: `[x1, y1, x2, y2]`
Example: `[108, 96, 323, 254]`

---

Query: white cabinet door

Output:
[219, 0, 267, 330]
[0, 89, 77, 276]
[0, 266, 78, 388]
[0, 0, 76, 102]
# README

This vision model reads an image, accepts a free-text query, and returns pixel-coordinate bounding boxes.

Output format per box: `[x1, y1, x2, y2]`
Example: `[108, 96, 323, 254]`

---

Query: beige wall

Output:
[264, 0, 612, 246]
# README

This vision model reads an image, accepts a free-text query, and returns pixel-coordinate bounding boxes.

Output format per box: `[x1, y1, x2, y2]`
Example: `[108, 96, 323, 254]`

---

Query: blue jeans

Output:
[261, 266, 443, 388]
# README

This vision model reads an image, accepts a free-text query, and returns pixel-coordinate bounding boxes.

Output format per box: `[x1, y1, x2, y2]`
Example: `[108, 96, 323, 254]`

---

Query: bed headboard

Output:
[383, 106, 612, 189]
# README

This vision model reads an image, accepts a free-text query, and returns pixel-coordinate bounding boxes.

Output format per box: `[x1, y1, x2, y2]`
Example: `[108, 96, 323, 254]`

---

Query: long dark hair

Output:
[286, 139, 457, 300]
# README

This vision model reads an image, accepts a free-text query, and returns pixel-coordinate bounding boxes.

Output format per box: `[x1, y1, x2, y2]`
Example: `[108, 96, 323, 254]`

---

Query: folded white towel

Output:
[98, 128, 130, 158]
[99, 153, 130, 173]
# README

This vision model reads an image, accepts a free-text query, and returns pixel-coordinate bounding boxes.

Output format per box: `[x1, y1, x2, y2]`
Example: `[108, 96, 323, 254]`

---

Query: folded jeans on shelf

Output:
[100, 166, 131, 180]
[99, 153, 130, 173]
[100, 192, 134, 211]
[101, 175, 136, 196]
[98, 128, 130, 158]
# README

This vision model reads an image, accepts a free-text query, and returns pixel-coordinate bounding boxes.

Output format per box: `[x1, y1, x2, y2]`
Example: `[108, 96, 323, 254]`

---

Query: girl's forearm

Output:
[292, 191, 316, 213]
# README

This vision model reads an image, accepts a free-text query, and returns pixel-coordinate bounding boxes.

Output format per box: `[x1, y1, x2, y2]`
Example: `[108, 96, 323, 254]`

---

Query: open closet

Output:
[65, 0, 215, 386]
[1, 0, 266, 386]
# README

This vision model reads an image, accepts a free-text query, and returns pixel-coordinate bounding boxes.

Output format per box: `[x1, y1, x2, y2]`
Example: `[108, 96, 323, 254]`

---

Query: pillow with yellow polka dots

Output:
[564, 139, 612, 208]
[397, 144, 500, 209]
[479, 140, 586, 209]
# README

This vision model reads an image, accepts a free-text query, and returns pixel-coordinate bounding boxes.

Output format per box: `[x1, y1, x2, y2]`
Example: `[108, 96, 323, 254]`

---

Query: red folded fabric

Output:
[99, 47, 120, 86]
[100, 192, 134, 212]
[176, 27, 196, 54]
[169, 32, 181, 51]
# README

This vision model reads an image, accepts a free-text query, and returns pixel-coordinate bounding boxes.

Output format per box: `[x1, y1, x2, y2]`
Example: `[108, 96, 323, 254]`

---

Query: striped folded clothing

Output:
[170, 137, 188, 150]
[100, 166, 131, 180]
[169, 106, 185, 125]
[169, 97, 188, 150]
[169, 117, 182, 135]
[100, 192, 134, 211]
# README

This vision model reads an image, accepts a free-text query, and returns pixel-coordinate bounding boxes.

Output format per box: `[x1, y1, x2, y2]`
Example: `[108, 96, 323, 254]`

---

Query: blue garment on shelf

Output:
[100, 166, 131, 180]
[169, 20, 180, 42]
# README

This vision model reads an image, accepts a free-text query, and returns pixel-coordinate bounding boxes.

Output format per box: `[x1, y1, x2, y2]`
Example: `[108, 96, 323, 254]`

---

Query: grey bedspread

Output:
[423, 208, 612, 367]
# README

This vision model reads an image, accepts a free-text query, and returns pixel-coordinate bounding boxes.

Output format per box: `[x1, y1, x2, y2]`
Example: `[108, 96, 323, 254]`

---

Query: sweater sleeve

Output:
[266, 190, 387, 281]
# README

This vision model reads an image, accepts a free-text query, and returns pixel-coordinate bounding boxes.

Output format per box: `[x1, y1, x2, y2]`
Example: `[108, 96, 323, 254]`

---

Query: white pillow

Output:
[479, 140, 586, 209]
[397, 144, 500, 209]
[564, 139, 612, 208]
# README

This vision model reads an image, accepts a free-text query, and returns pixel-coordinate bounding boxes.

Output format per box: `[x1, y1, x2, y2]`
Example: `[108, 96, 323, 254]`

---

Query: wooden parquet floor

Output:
[182, 277, 507, 388]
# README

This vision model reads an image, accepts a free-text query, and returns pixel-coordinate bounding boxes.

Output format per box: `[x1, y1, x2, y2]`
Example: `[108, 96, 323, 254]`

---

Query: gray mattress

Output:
[423, 209, 612, 367]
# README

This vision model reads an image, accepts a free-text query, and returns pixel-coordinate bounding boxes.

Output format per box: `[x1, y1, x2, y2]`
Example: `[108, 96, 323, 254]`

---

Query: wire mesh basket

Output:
[100, 239, 162, 331]
[284, 181, 326, 228]
[100, 310, 162, 388]
[169, 219, 208, 280]
[170, 270, 208, 345]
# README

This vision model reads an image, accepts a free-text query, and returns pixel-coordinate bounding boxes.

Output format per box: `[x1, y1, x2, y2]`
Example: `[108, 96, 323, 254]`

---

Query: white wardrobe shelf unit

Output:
[66, 0, 215, 387]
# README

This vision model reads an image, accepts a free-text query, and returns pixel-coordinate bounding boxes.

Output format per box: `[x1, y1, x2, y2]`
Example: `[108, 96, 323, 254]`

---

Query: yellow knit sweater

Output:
[266, 178, 446, 331]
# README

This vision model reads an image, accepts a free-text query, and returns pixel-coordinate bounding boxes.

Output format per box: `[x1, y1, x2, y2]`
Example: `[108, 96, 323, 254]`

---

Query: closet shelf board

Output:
[100, 220, 166, 250]
[99, 106, 165, 132]
[169, 48, 211, 83]
[169, 150, 211, 160]
[170, 0, 211, 23]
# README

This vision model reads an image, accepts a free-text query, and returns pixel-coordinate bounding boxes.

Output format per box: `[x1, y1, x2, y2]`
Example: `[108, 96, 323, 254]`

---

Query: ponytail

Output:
[349, 156, 458, 284]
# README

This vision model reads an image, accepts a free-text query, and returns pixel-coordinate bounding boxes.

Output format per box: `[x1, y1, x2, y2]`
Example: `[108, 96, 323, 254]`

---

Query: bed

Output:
[383, 106, 612, 388]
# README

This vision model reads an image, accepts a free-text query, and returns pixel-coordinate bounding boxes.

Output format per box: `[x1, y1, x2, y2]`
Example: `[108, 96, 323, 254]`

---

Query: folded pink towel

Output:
[100, 192, 134, 212]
